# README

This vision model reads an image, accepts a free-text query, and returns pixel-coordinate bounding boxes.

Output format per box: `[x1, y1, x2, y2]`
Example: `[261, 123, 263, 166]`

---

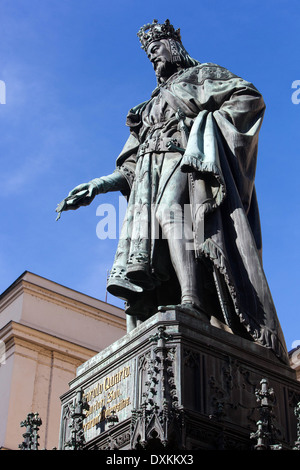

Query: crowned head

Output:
[137, 19, 199, 83]
[137, 19, 182, 52]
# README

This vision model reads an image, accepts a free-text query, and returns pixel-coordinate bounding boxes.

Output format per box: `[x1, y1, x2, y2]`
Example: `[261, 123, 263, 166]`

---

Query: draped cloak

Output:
[106, 62, 289, 364]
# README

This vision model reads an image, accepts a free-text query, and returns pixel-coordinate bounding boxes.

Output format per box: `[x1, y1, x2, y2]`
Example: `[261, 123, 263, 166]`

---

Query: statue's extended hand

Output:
[56, 179, 104, 220]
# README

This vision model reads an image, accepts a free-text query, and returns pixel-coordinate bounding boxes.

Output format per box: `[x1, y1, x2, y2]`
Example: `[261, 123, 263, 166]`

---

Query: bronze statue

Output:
[57, 20, 288, 364]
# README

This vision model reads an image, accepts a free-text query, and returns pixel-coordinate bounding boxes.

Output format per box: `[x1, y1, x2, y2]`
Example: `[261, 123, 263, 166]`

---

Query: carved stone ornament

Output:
[130, 326, 184, 449]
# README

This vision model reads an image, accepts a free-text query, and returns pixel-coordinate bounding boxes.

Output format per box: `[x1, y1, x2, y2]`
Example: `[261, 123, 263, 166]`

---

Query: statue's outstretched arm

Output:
[55, 171, 128, 220]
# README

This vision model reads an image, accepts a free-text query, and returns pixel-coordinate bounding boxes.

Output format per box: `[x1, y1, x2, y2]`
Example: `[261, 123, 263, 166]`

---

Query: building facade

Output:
[0, 271, 126, 450]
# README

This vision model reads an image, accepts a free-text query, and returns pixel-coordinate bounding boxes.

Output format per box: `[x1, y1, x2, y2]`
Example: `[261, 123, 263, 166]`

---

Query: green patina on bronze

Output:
[56, 19, 288, 365]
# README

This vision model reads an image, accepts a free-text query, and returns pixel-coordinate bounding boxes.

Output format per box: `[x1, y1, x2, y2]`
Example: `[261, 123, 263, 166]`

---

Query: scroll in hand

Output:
[55, 189, 89, 221]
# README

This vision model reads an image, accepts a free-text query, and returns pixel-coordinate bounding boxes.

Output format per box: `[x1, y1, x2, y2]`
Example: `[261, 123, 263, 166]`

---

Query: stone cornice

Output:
[0, 280, 23, 314]
[0, 271, 126, 331]
[1, 320, 97, 364]
[22, 279, 126, 330]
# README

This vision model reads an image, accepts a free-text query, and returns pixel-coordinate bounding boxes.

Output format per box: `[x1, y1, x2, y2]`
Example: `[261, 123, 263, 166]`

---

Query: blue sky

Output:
[0, 0, 299, 351]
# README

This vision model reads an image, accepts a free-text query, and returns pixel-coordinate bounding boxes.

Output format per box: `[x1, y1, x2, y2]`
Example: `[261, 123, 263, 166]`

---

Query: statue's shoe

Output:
[158, 303, 209, 322]
[107, 278, 143, 300]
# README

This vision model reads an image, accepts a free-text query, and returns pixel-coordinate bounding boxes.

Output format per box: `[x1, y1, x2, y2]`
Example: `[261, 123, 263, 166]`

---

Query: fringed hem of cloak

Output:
[199, 238, 289, 365]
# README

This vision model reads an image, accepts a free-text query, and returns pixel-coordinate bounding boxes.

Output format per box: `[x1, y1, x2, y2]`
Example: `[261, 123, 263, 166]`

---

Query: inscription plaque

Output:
[82, 364, 132, 442]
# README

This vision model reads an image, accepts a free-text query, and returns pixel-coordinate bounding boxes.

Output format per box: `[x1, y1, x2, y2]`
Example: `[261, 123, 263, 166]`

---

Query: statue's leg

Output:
[159, 227, 208, 321]
[156, 169, 208, 321]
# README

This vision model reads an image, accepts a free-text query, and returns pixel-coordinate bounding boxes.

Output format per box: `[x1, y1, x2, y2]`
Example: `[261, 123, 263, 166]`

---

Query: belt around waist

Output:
[138, 136, 184, 156]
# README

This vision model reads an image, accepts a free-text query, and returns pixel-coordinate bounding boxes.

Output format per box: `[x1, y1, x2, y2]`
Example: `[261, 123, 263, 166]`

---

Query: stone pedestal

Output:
[59, 310, 300, 450]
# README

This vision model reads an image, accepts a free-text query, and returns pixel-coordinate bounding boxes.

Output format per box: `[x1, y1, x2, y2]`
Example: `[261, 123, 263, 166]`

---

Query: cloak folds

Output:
[106, 63, 289, 364]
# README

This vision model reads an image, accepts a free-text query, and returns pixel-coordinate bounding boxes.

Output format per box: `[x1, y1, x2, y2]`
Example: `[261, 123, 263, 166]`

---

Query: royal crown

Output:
[137, 19, 182, 51]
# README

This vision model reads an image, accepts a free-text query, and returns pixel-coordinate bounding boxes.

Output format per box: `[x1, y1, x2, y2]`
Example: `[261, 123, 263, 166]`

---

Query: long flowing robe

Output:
[106, 62, 289, 364]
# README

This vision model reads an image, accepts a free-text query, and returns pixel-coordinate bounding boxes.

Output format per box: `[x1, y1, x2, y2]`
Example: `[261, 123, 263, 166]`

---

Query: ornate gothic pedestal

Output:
[59, 310, 300, 450]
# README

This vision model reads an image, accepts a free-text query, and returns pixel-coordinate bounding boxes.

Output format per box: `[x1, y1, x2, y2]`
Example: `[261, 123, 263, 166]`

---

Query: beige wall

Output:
[0, 272, 126, 450]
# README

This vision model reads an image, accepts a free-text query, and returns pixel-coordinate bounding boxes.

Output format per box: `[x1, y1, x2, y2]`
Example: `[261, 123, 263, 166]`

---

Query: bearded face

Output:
[147, 39, 179, 82]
